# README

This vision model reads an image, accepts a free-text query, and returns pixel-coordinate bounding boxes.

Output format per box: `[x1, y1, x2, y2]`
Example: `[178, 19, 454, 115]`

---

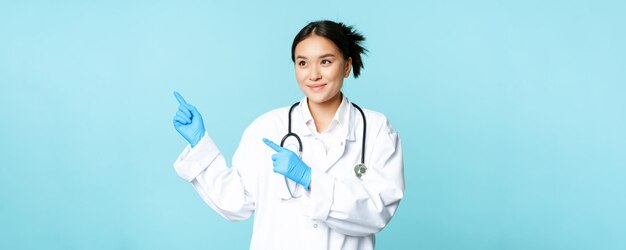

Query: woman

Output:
[172, 20, 404, 250]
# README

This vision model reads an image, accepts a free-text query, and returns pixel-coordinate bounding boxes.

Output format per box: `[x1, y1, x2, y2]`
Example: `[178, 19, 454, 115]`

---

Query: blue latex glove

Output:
[263, 138, 312, 190]
[173, 91, 206, 147]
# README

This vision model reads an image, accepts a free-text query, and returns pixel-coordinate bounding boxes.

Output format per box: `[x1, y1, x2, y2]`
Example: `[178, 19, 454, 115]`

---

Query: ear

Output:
[344, 57, 353, 78]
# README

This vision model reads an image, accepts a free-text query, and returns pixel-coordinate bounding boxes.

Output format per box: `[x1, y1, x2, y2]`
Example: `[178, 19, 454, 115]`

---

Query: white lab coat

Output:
[173, 96, 404, 250]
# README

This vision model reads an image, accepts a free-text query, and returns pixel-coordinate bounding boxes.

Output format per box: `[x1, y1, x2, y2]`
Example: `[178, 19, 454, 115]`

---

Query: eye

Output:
[321, 59, 332, 65]
[298, 60, 307, 67]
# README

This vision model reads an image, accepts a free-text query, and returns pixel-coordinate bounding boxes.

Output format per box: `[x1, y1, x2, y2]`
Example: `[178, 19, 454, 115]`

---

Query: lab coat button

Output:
[313, 224, 318, 228]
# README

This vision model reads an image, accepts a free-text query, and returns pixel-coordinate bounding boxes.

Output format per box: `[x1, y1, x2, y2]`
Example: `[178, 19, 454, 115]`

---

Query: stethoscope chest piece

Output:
[354, 163, 367, 178]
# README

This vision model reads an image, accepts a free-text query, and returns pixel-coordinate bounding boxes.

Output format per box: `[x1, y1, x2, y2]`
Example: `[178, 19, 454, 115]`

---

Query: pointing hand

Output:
[263, 138, 311, 190]
[173, 91, 206, 147]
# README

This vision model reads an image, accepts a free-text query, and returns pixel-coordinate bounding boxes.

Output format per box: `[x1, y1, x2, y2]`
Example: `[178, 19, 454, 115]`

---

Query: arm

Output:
[173, 132, 256, 221]
[308, 118, 404, 236]
[171, 91, 256, 221]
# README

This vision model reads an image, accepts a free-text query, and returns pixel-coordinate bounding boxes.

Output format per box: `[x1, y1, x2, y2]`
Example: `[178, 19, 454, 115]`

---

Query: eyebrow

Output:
[295, 53, 337, 60]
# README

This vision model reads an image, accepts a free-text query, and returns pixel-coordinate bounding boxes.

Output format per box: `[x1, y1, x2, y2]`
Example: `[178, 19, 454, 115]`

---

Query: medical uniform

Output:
[173, 96, 404, 250]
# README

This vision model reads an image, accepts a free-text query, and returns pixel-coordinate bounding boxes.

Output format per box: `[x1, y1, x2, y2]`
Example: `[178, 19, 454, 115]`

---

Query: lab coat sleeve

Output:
[308, 118, 404, 237]
[173, 132, 256, 221]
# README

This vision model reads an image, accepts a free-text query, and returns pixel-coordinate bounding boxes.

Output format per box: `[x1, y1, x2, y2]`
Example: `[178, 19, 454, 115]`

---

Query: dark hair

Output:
[291, 20, 368, 78]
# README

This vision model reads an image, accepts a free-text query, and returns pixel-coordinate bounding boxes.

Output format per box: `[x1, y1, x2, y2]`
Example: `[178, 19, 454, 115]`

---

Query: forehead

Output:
[294, 35, 342, 58]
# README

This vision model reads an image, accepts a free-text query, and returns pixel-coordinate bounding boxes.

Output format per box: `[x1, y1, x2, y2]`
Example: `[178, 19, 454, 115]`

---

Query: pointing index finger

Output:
[263, 138, 283, 152]
[173, 91, 188, 105]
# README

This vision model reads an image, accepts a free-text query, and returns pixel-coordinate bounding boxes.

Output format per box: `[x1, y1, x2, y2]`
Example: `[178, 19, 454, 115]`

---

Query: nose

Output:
[308, 65, 322, 81]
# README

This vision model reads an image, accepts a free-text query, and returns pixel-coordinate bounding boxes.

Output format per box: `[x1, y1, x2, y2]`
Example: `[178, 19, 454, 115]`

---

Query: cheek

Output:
[295, 68, 307, 84]
[296, 68, 306, 79]
[324, 65, 344, 79]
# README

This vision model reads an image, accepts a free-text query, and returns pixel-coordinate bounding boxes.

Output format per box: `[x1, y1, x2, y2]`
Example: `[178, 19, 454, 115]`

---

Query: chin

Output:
[307, 93, 340, 105]
[305, 94, 327, 104]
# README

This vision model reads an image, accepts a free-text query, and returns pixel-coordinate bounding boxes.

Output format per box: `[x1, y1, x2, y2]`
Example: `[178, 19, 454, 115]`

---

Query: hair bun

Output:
[339, 23, 368, 78]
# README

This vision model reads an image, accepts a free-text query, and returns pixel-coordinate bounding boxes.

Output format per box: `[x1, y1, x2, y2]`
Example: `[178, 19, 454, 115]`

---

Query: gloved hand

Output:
[263, 138, 312, 190]
[173, 91, 206, 147]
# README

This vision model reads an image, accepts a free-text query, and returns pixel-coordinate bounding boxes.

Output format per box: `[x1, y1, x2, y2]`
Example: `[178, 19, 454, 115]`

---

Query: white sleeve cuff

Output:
[308, 168, 335, 221]
[172, 132, 221, 182]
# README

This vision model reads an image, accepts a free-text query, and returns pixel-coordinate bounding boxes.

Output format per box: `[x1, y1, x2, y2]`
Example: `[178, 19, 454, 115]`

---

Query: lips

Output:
[307, 84, 327, 91]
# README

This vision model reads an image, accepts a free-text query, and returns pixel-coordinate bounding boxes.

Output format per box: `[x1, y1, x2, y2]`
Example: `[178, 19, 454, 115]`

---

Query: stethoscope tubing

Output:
[279, 101, 367, 199]
[281, 101, 366, 165]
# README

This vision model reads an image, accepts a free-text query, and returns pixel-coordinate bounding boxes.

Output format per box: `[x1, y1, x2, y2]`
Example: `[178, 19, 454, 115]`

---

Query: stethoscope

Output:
[280, 101, 367, 199]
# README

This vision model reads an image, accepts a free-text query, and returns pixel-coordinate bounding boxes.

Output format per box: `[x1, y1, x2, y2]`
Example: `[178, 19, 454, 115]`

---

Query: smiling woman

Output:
[294, 34, 351, 131]
[291, 20, 367, 133]
[171, 20, 404, 250]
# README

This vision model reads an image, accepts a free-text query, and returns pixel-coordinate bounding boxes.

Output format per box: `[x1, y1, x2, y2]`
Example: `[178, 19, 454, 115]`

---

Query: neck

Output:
[308, 92, 343, 133]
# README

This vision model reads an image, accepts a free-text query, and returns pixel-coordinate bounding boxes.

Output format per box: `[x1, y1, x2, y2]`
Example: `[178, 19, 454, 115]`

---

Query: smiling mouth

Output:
[308, 84, 327, 90]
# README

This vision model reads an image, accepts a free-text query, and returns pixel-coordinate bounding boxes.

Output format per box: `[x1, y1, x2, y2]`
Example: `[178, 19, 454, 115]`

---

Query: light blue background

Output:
[1, 0, 624, 249]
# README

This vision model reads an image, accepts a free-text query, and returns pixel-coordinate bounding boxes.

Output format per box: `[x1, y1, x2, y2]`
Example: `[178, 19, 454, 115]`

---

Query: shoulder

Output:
[252, 106, 289, 126]
[242, 106, 290, 137]
[358, 107, 397, 135]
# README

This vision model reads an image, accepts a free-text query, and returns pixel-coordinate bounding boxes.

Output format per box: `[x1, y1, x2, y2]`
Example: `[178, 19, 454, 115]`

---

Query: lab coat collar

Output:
[292, 94, 356, 141]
